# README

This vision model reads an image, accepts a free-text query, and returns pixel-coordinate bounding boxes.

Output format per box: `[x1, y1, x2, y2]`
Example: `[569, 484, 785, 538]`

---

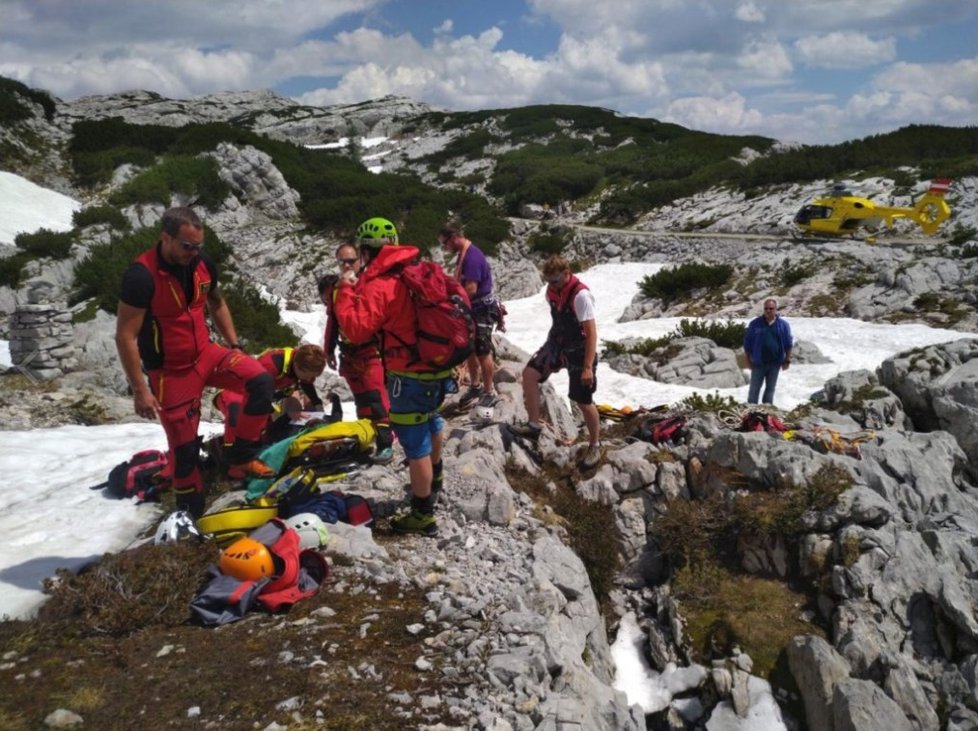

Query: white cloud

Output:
[0, 0, 976, 145]
[737, 39, 793, 80]
[795, 32, 896, 69]
[873, 58, 978, 100]
[299, 25, 669, 112]
[735, 2, 765, 23]
[659, 92, 765, 135]
[2, 0, 384, 49]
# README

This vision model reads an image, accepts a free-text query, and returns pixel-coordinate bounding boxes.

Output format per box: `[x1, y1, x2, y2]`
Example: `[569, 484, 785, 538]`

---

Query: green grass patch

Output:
[653, 463, 853, 677]
[672, 561, 820, 681]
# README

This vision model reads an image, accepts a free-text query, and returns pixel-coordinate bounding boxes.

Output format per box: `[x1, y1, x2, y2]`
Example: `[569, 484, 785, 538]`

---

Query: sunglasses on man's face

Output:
[180, 240, 204, 252]
[338, 257, 358, 266]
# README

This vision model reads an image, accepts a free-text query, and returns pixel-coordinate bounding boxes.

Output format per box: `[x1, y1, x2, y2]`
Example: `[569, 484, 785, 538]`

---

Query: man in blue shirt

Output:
[743, 298, 793, 405]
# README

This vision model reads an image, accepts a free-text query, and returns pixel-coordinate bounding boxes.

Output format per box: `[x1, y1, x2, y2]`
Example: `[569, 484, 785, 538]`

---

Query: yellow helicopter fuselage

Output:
[794, 180, 952, 238]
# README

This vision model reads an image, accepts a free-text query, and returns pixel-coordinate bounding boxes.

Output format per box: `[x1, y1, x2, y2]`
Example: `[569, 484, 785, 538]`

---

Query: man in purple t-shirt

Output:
[439, 222, 499, 408]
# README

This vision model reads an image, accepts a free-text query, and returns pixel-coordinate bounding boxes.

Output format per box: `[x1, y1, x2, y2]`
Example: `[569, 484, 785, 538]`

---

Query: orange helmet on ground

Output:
[218, 537, 276, 581]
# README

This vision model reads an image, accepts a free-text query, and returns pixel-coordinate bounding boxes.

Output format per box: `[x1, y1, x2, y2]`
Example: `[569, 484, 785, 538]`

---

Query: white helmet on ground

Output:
[154, 510, 203, 544]
[473, 403, 495, 422]
[284, 512, 330, 549]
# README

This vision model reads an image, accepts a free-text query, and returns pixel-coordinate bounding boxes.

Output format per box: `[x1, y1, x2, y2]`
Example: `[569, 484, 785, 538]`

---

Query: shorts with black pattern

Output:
[472, 305, 496, 357]
[526, 343, 598, 405]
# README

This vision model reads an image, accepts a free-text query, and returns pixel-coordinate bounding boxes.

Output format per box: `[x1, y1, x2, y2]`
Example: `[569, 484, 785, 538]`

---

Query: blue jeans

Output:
[748, 363, 781, 404]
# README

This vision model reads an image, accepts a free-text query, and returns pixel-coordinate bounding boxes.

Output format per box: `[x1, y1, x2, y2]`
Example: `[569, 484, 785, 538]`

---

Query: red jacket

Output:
[257, 347, 321, 406]
[135, 246, 212, 369]
[333, 244, 423, 373]
[323, 284, 379, 360]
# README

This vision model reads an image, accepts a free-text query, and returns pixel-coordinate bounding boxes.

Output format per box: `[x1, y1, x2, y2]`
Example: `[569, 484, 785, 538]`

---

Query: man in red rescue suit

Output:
[319, 242, 394, 463]
[214, 343, 326, 447]
[115, 207, 275, 517]
[333, 217, 455, 537]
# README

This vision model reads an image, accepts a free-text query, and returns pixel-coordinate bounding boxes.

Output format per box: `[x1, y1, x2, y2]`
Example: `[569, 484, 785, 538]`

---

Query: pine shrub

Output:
[639, 263, 733, 303]
[0, 252, 31, 289]
[676, 318, 745, 349]
[14, 228, 77, 259]
[73, 205, 131, 231]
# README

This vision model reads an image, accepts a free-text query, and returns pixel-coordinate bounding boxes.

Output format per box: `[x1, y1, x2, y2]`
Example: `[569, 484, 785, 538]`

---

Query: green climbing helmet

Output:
[356, 217, 399, 248]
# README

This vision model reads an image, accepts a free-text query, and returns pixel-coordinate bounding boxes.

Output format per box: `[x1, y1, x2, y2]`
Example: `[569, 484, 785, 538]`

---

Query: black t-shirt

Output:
[119, 245, 219, 308]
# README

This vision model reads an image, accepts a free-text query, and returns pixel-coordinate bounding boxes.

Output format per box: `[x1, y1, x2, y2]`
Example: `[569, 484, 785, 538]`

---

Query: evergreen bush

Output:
[948, 224, 977, 247]
[69, 118, 510, 254]
[0, 252, 31, 289]
[780, 261, 816, 287]
[0, 76, 56, 122]
[108, 155, 230, 209]
[527, 227, 570, 255]
[676, 318, 746, 349]
[73, 205, 131, 231]
[220, 284, 297, 350]
[639, 263, 733, 303]
[14, 228, 77, 259]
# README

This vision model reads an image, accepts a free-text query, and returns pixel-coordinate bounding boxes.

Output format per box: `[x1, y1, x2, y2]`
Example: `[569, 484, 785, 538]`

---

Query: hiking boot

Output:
[389, 509, 438, 537]
[372, 446, 395, 465]
[174, 487, 205, 519]
[508, 421, 542, 440]
[457, 385, 483, 407]
[581, 443, 602, 469]
[227, 458, 276, 480]
[477, 391, 498, 408]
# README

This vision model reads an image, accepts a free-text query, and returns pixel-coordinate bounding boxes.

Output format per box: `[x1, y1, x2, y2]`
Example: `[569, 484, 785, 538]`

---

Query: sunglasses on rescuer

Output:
[179, 240, 204, 252]
[338, 257, 358, 266]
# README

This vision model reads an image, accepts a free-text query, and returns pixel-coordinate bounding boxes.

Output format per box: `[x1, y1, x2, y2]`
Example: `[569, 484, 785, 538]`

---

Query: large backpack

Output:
[391, 260, 475, 370]
[92, 449, 168, 500]
[635, 415, 688, 445]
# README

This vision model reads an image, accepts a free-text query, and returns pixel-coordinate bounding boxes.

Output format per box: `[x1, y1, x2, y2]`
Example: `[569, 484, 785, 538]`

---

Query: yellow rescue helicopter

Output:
[794, 178, 952, 239]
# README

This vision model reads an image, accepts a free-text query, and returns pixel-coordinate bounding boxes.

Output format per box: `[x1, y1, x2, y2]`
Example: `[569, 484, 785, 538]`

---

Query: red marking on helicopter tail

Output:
[928, 179, 952, 195]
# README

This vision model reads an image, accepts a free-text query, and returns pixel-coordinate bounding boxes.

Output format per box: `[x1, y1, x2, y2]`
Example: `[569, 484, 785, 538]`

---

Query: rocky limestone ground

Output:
[3, 336, 978, 730]
[2, 89, 978, 729]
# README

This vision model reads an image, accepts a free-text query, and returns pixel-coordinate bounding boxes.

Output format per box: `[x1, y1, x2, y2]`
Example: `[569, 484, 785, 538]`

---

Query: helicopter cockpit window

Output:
[794, 204, 832, 224]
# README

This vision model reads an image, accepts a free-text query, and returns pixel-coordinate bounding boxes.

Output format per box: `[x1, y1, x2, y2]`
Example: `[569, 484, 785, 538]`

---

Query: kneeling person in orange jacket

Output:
[214, 343, 326, 454]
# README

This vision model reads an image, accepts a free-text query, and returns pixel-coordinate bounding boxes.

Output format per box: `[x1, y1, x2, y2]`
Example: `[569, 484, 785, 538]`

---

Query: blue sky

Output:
[0, 0, 975, 144]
